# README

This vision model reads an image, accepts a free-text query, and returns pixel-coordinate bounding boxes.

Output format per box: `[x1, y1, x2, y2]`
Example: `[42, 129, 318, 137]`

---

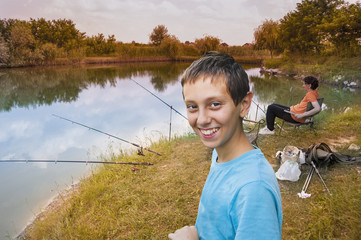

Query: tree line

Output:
[0, 18, 242, 67]
[1, 0, 360, 67]
[0, 18, 126, 67]
[254, 0, 361, 57]
[0, 15, 265, 68]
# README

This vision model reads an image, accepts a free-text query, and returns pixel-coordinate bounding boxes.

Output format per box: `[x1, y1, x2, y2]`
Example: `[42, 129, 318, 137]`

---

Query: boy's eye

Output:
[210, 102, 221, 108]
[187, 104, 197, 110]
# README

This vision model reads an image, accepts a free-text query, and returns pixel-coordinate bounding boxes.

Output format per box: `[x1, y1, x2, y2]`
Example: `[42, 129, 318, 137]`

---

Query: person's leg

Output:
[266, 104, 296, 130]
[281, 111, 300, 123]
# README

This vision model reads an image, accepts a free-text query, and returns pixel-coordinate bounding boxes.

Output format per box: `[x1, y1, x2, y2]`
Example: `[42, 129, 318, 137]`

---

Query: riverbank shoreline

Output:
[17, 181, 82, 240]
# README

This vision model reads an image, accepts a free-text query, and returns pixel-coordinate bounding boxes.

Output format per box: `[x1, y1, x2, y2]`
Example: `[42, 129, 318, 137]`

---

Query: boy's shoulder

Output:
[213, 148, 275, 182]
[212, 147, 267, 170]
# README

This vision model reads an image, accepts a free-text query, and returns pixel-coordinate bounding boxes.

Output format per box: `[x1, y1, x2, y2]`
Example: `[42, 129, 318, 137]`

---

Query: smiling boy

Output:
[169, 52, 282, 240]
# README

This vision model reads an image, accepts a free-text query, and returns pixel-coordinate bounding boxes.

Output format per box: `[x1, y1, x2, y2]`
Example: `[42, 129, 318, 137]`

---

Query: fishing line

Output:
[169, 106, 172, 142]
[52, 114, 162, 156]
[130, 78, 188, 120]
[0, 159, 154, 165]
[250, 100, 284, 130]
[252, 100, 266, 114]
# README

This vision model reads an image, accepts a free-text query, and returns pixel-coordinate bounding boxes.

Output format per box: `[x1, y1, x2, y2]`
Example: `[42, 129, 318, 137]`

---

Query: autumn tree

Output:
[0, 34, 9, 65]
[160, 35, 181, 59]
[195, 35, 220, 54]
[254, 19, 281, 58]
[40, 43, 57, 62]
[149, 25, 169, 46]
[8, 21, 38, 65]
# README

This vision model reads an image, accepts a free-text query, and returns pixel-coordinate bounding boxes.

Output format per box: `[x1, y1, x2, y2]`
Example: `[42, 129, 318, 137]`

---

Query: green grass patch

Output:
[259, 106, 361, 240]
[264, 58, 284, 69]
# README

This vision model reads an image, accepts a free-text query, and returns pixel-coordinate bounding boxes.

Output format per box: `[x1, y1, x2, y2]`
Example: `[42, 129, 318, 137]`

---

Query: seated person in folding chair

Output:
[260, 76, 321, 134]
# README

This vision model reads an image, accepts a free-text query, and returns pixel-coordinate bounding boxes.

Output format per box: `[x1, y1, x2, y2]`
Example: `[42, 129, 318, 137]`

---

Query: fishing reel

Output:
[137, 147, 145, 156]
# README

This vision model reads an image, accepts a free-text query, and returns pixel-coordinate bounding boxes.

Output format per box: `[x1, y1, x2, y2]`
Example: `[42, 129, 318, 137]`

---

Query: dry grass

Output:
[21, 135, 212, 240]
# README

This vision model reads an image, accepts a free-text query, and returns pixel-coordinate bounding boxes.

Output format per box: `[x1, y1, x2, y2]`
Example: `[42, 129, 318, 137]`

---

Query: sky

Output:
[0, 0, 359, 46]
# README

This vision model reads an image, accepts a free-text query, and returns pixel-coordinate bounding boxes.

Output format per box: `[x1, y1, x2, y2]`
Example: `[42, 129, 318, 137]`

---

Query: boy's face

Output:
[183, 75, 249, 150]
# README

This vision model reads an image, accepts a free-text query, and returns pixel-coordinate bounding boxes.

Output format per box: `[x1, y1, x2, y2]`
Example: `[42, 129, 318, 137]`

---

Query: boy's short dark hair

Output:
[181, 51, 250, 105]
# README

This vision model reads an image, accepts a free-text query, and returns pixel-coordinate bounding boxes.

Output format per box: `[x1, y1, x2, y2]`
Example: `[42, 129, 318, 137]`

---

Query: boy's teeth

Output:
[201, 128, 217, 135]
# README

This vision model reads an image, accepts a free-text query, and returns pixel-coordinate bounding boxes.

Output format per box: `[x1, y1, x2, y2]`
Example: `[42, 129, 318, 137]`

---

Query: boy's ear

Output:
[239, 91, 253, 118]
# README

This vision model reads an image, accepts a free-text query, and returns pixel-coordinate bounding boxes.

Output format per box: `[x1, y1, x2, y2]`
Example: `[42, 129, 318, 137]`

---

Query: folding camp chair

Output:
[243, 119, 265, 146]
[279, 98, 324, 135]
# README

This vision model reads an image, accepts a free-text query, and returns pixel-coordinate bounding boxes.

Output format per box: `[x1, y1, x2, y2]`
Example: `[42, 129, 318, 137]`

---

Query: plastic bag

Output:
[275, 160, 301, 182]
[299, 151, 306, 164]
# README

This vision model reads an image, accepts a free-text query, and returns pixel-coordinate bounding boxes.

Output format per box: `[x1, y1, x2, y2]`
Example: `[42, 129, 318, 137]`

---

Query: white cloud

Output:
[0, 120, 41, 142]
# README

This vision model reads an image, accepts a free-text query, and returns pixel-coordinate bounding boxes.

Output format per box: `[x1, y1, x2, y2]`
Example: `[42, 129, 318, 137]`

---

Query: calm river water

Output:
[0, 62, 360, 238]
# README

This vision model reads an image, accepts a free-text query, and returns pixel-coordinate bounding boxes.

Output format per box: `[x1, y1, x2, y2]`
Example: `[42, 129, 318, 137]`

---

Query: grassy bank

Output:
[19, 135, 212, 239]
[1, 55, 264, 68]
[21, 107, 361, 239]
[264, 56, 361, 87]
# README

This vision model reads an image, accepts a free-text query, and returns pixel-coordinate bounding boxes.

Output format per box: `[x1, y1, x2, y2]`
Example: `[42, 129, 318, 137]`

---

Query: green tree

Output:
[318, 2, 361, 56]
[254, 19, 281, 58]
[30, 18, 53, 45]
[160, 35, 181, 59]
[85, 34, 116, 56]
[149, 25, 169, 46]
[49, 19, 85, 50]
[0, 18, 17, 42]
[29, 18, 85, 53]
[57, 19, 85, 50]
[105, 34, 116, 54]
[86, 33, 105, 55]
[195, 35, 220, 54]
[279, 0, 344, 54]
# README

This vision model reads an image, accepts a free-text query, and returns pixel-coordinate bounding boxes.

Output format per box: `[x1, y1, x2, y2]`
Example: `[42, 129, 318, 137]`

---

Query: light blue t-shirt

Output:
[195, 148, 282, 240]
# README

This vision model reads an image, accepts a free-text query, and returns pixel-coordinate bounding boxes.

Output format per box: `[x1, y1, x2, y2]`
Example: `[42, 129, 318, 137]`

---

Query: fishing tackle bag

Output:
[305, 142, 361, 167]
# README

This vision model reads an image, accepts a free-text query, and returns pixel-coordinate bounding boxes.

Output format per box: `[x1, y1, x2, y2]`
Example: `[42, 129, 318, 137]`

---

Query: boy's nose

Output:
[197, 109, 211, 126]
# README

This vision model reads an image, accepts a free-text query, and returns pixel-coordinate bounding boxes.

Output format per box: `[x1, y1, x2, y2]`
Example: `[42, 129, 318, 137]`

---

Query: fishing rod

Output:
[298, 166, 315, 198]
[309, 160, 332, 195]
[130, 78, 188, 120]
[52, 114, 162, 156]
[0, 159, 154, 165]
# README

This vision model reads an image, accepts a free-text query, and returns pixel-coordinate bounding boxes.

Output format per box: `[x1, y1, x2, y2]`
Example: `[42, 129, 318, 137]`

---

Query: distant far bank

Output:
[0, 56, 265, 68]
[73, 56, 264, 66]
